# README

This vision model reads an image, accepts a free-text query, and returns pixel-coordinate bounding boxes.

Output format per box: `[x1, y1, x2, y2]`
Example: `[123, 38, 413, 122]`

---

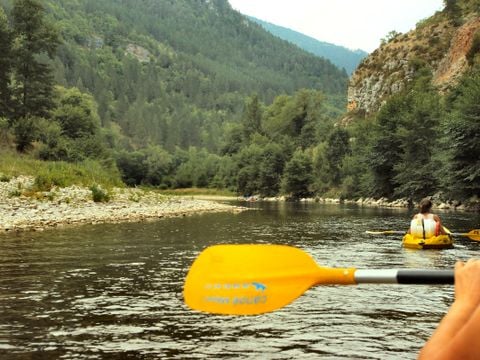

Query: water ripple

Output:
[0, 203, 477, 359]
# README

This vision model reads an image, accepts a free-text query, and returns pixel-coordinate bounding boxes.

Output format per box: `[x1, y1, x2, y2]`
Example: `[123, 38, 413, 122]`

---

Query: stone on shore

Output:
[0, 176, 245, 233]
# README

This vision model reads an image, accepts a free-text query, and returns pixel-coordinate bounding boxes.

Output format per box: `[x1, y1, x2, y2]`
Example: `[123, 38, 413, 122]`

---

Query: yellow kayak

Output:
[402, 227, 453, 250]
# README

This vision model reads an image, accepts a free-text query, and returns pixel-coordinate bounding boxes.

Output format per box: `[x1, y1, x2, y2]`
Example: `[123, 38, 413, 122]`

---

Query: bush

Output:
[90, 184, 110, 202]
[34, 173, 66, 191]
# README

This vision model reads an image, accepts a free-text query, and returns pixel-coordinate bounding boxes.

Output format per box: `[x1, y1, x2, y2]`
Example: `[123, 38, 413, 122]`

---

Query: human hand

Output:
[454, 259, 480, 310]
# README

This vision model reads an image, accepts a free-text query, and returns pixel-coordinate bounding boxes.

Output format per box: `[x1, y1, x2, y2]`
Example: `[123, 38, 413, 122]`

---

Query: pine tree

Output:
[444, 67, 480, 200]
[11, 0, 59, 150]
[242, 94, 263, 141]
[0, 8, 12, 118]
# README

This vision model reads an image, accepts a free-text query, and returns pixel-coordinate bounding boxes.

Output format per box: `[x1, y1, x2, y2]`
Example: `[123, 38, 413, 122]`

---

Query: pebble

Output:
[0, 176, 245, 233]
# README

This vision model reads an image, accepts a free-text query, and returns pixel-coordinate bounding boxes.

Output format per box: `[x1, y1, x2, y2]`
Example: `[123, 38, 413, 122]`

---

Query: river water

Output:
[0, 201, 479, 359]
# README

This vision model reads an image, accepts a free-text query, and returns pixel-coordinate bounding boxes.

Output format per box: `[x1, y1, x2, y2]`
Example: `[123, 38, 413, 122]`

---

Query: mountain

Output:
[347, 0, 480, 115]
[248, 16, 368, 75]
[22, 0, 347, 150]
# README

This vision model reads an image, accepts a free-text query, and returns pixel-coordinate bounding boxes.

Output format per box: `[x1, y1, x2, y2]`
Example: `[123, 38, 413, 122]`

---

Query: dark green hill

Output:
[249, 16, 368, 75]
[21, 0, 347, 150]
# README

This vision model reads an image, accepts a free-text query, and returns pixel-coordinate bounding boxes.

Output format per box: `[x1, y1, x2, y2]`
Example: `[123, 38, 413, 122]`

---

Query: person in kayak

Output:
[409, 198, 446, 237]
[419, 259, 480, 359]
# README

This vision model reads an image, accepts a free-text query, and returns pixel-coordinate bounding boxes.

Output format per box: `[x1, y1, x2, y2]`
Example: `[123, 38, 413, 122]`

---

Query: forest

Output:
[0, 0, 479, 204]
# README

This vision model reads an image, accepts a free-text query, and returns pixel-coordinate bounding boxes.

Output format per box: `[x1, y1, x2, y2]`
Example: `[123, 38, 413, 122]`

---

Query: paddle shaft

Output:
[355, 269, 454, 284]
[366, 229, 480, 241]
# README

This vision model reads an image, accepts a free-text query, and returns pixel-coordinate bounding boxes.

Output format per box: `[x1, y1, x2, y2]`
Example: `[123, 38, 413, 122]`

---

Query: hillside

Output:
[347, 0, 480, 115]
[249, 16, 368, 75]
[29, 0, 347, 151]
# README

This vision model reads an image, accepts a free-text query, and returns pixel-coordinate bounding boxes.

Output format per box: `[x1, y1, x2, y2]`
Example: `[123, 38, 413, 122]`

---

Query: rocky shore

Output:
[0, 176, 246, 233]
[261, 196, 479, 212]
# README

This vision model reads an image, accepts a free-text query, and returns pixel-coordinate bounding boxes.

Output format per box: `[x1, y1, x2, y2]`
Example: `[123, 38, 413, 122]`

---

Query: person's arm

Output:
[418, 259, 480, 359]
[433, 214, 445, 234]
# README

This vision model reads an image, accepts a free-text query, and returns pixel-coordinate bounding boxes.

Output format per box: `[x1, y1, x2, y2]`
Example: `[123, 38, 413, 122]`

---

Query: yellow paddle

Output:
[446, 229, 480, 241]
[183, 244, 453, 315]
[366, 229, 480, 241]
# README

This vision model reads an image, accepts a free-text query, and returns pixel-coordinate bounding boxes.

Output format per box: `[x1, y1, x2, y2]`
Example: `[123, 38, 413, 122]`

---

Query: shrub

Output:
[34, 173, 66, 192]
[90, 184, 110, 202]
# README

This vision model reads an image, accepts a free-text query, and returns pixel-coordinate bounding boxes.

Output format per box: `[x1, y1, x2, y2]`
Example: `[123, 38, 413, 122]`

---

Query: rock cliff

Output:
[347, 4, 480, 116]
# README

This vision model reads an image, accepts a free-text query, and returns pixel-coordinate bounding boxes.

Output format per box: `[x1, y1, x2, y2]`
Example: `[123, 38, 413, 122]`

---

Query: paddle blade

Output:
[465, 229, 480, 241]
[447, 229, 480, 241]
[184, 244, 354, 315]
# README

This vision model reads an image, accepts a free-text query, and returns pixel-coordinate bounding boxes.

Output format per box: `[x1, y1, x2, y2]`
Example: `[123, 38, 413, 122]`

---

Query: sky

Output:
[227, 0, 444, 53]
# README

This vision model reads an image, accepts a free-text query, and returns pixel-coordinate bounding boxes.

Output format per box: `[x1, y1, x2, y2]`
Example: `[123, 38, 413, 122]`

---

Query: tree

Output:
[393, 90, 442, 201]
[116, 150, 148, 186]
[444, 0, 462, 25]
[242, 94, 263, 141]
[0, 8, 13, 118]
[143, 145, 173, 187]
[258, 142, 286, 197]
[11, 0, 59, 150]
[443, 67, 480, 200]
[381, 30, 401, 46]
[367, 94, 406, 198]
[281, 149, 313, 199]
[324, 126, 351, 187]
[38, 86, 105, 161]
[236, 144, 263, 196]
[53, 87, 100, 139]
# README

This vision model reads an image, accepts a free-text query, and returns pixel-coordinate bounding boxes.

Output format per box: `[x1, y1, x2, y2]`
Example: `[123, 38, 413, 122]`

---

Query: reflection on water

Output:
[0, 202, 478, 359]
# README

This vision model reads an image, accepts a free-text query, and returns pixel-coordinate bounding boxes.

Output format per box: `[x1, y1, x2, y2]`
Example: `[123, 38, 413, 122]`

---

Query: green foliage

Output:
[281, 149, 313, 199]
[90, 183, 110, 202]
[35, 0, 347, 154]
[11, 0, 59, 120]
[242, 94, 263, 141]
[34, 85, 109, 162]
[367, 94, 406, 198]
[392, 89, 442, 201]
[115, 150, 149, 186]
[173, 147, 221, 189]
[33, 172, 65, 191]
[311, 142, 330, 195]
[0, 147, 123, 187]
[324, 127, 351, 187]
[53, 87, 100, 138]
[0, 0, 60, 151]
[236, 143, 263, 196]
[381, 30, 401, 46]
[0, 7, 12, 118]
[13, 116, 39, 151]
[442, 66, 480, 200]
[363, 67, 445, 201]
[444, 0, 463, 25]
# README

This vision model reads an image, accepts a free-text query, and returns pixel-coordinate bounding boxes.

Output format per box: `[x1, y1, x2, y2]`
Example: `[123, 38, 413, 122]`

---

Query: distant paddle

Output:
[447, 229, 480, 241]
[366, 229, 480, 241]
[365, 230, 405, 235]
[183, 244, 453, 315]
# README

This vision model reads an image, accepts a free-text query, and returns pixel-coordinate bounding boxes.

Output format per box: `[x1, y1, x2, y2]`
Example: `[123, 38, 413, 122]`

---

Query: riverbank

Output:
[259, 195, 479, 212]
[0, 176, 246, 233]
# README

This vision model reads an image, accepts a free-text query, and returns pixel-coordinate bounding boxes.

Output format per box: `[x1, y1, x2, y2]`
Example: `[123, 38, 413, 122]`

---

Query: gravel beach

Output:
[0, 176, 246, 232]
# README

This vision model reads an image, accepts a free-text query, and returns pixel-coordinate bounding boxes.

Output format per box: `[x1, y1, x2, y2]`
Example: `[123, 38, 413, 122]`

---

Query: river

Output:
[0, 201, 478, 359]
